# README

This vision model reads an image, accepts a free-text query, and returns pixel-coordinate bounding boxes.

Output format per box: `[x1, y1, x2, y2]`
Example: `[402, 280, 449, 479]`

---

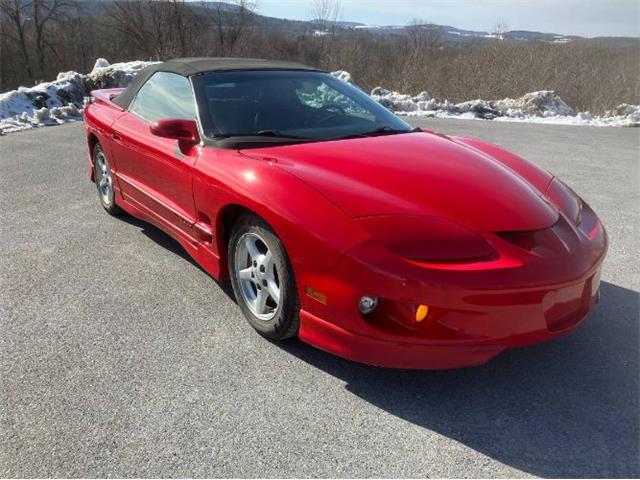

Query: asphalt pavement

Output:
[1, 119, 638, 477]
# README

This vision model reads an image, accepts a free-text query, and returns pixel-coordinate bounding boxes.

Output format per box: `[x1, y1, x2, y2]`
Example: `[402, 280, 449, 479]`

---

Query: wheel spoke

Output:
[255, 288, 268, 314]
[244, 235, 260, 261]
[98, 156, 107, 174]
[262, 250, 273, 271]
[99, 177, 108, 188]
[266, 279, 280, 304]
[238, 267, 253, 281]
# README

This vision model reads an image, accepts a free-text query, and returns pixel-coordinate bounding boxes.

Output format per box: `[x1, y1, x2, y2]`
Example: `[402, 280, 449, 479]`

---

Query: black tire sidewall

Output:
[228, 214, 299, 340]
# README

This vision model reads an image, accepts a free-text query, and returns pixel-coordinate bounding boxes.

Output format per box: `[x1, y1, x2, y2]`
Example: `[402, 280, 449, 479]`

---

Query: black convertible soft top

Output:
[112, 57, 319, 109]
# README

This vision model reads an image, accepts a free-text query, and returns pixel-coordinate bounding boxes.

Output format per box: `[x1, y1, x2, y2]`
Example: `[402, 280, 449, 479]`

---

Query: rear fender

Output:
[84, 99, 127, 181]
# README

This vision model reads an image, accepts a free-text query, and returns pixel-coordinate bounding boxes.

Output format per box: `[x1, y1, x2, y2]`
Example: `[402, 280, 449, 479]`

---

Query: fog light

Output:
[359, 296, 379, 315]
[416, 304, 430, 322]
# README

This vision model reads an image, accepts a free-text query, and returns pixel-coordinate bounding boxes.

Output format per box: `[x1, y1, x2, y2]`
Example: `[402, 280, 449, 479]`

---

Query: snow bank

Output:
[331, 70, 354, 84]
[333, 71, 639, 127]
[1, 63, 637, 135]
[85, 59, 156, 90]
[0, 59, 155, 135]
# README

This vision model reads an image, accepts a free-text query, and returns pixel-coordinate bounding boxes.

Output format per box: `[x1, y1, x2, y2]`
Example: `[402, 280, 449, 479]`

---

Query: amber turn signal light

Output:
[305, 286, 327, 304]
[416, 305, 430, 322]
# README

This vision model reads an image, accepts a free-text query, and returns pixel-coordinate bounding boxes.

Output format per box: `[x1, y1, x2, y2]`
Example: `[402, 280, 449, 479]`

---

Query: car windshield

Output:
[191, 70, 412, 142]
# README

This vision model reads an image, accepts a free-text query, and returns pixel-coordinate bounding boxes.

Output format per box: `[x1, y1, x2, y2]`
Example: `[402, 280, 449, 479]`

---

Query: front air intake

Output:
[496, 218, 577, 256]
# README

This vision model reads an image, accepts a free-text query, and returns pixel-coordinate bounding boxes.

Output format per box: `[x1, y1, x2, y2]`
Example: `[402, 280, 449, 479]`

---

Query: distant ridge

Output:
[70, 0, 635, 43]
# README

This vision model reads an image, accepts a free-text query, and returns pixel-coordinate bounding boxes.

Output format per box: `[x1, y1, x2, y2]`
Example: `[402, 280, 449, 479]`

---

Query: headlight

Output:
[355, 215, 496, 263]
[545, 178, 582, 225]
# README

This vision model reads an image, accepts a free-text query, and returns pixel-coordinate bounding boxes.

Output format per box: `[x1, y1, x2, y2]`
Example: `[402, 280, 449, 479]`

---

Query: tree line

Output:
[1, 0, 638, 114]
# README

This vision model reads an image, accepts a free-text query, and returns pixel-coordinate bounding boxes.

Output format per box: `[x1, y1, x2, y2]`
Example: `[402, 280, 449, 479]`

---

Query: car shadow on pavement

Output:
[277, 281, 640, 478]
[116, 215, 236, 300]
[112, 216, 638, 476]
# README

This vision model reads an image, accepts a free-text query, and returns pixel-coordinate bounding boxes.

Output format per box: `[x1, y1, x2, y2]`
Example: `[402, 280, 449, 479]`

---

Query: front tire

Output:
[93, 143, 123, 216]
[228, 214, 299, 340]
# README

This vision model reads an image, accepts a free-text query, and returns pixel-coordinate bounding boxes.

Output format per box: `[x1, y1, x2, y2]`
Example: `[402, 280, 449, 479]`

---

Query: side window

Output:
[129, 72, 196, 122]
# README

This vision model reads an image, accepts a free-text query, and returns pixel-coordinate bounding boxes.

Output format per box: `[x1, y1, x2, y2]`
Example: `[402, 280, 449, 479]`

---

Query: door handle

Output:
[112, 131, 122, 141]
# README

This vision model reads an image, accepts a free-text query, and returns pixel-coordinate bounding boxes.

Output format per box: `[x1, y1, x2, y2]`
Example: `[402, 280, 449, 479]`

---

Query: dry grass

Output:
[322, 35, 640, 114]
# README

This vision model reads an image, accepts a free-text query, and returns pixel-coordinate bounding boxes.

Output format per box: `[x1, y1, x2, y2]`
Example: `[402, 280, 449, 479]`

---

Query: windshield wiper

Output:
[255, 129, 287, 137]
[330, 126, 420, 141]
[214, 130, 312, 140]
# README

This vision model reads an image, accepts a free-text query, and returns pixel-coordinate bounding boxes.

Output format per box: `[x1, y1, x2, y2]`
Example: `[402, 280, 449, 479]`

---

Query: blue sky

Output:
[255, 0, 640, 37]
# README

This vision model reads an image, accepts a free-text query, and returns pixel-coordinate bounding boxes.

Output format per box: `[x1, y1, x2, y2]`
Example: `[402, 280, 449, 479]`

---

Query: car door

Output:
[110, 72, 200, 243]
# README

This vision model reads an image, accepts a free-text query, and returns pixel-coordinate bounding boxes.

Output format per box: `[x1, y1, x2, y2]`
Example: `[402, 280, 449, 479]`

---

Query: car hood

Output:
[243, 132, 558, 232]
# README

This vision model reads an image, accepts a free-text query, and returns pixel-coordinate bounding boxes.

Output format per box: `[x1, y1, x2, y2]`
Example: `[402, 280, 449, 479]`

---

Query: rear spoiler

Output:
[84, 88, 126, 110]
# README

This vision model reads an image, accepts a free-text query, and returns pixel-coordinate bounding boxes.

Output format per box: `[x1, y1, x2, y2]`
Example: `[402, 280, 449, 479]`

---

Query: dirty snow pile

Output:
[329, 70, 638, 127]
[1, 61, 638, 135]
[330, 70, 354, 84]
[0, 59, 155, 135]
[364, 83, 639, 127]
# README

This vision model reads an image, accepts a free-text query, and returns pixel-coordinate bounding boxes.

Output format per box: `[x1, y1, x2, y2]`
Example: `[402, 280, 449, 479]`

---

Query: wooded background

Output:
[1, 0, 638, 114]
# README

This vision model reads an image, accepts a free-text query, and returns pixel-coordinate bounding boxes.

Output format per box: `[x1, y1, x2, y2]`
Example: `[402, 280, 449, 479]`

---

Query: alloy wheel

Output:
[234, 232, 281, 321]
[95, 150, 114, 206]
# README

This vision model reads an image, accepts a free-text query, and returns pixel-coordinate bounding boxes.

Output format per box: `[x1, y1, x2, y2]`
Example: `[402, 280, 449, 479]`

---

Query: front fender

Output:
[192, 149, 369, 291]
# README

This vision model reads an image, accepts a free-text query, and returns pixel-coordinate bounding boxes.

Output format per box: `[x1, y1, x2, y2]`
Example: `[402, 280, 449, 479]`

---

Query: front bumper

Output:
[297, 209, 607, 369]
[299, 277, 601, 369]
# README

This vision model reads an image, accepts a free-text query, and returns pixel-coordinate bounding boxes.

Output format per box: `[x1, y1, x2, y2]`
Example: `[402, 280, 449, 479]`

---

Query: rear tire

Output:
[228, 214, 299, 340]
[93, 143, 123, 216]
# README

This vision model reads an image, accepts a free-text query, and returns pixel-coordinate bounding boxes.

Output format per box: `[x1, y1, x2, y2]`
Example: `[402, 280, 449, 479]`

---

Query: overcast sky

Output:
[255, 0, 640, 37]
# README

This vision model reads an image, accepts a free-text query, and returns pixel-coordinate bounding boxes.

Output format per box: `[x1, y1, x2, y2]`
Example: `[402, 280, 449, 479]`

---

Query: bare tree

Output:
[309, 0, 341, 67]
[405, 18, 442, 53]
[0, 0, 35, 78]
[107, 0, 194, 60]
[1, 0, 75, 79]
[398, 18, 443, 91]
[491, 17, 510, 40]
[205, 0, 257, 56]
[311, 0, 340, 31]
[168, 0, 193, 57]
[107, 1, 153, 58]
[33, 0, 76, 76]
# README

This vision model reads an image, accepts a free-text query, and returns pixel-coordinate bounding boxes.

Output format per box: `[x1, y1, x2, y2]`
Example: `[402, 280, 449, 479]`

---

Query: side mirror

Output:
[150, 118, 200, 145]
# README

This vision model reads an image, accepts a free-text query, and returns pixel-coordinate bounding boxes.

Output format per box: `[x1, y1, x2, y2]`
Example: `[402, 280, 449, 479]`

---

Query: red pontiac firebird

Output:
[84, 58, 607, 369]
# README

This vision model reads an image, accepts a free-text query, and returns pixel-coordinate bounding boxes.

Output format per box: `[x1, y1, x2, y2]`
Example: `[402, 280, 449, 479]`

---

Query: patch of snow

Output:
[91, 58, 110, 72]
[493, 91, 575, 117]
[85, 60, 155, 90]
[371, 86, 423, 112]
[335, 71, 639, 128]
[330, 70, 354, 84]
[0, 60, 156, 135]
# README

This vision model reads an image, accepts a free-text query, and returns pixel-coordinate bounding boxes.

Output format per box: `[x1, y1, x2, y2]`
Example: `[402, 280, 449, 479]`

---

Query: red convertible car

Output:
[84, 58, 607, 369]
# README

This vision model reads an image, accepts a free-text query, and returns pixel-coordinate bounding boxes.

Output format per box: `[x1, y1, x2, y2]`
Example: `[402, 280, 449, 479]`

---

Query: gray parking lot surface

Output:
[1, 120, 638, 477]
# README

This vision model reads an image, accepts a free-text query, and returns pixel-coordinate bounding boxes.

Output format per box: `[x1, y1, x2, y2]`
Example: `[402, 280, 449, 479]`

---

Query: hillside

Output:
[1, 0, 637, 113]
